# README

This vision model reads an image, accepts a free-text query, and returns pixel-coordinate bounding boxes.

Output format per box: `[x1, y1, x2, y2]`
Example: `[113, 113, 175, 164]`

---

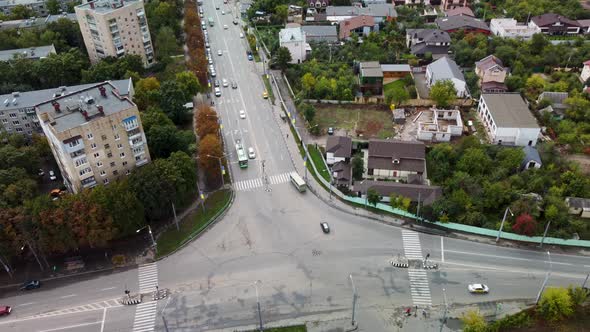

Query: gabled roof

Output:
[475, 55, 504, 72]
[445, 7, 474, 17]
[521, 146, 542, 168]
[427, 56, 465, 83]
[354, 181, 442, 205]
[480, 93, 539, 128]
[435, 15, 490, 31]
[531, 13, 580, 27]
[406, 29, 451, 44]
[367, 139, 425, 173]
[326, 136, 352, 158]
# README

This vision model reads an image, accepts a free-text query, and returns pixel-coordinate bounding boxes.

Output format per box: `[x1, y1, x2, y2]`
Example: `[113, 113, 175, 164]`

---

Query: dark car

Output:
[0, 306, 11, 316]
[20, 280, 41, 291]
[320, 222, 330, 234]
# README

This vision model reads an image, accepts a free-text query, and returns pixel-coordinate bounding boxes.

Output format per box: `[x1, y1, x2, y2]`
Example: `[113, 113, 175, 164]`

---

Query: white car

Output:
[214, 87, 221, 97]
[239, 110, 246, 119]
[224, 24, 228, 30]
[222, 79, 229, 87]
[248, 147, 256, 159]
[467, 284, 489, 294]
[217, 49, 222, 56]
[49, 170, 57, 181]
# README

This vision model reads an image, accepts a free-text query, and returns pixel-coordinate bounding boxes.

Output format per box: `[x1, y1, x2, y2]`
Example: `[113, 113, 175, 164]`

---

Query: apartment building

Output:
[36, 81, 150, 193]
[0, 0, 70, 17]
[0, 78, 133, 136]
[75, 0, 154, 66]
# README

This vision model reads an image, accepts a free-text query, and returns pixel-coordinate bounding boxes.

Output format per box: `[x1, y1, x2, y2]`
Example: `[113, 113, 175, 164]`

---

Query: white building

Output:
[417, 108, 463, 142]
[477, 93, 540, 147]
[279, 26, 310, 64]
[425, 56, 468, 97]
[490, 18, 541, 40]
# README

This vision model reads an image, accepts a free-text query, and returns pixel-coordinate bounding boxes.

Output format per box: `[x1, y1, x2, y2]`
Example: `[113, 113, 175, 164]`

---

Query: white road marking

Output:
[100, 307, 107, 332]
[100, 287, 116, 291]
[39, 321, 101, 332]
[441, 237, 445, 263]
[59, 294, 77, 299]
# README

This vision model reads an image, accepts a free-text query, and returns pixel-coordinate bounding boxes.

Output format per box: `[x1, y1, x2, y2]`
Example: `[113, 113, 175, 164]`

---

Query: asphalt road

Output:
[1, 1, 590, 331]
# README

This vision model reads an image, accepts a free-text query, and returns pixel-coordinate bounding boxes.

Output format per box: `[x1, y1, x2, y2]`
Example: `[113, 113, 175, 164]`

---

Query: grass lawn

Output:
[247, 325, 307, 332]
[307, 144, 330, 182]
[262, 74, 275, 104]
[156, 189, 231, 258]
[383, 79, 406, 96]
[314, 105, 395, 139]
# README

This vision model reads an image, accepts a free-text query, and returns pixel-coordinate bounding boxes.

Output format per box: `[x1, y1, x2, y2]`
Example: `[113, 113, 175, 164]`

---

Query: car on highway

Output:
[262, 91, 268, 99]
[49, 170, 57, 181]
[214, 87, 221, 97]
[231, 80, 238, 89]
[239, 110, 246, 119]
[214, 79, 220, 87]
[224, 24, 228, 30]
[222, 79, 228, 87]
[248, 147, 256, 159]
[0, 306, 11, 316]
[468, 284, 489, 294]
[20, 280, 41, 291]
[218, 49, 222, 56]
[320, 222, 330, 234]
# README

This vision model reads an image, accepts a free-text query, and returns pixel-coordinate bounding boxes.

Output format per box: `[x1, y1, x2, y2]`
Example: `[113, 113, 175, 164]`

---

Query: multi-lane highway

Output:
[1, 0, 590, 331]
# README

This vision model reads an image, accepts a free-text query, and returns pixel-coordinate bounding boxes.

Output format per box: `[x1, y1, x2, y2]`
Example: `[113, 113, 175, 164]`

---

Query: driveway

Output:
[413, 72, 430, 98]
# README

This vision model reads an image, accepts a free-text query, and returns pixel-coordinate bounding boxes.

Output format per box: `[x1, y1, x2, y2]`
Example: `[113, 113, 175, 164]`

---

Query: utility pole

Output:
[539, 220, 551, 248]
[172, 203, 179, 231]
[254, 281, 263, 331]
[349, 274, 358, 327]
[536, 251, 552, 304]
[496, 207, 514, 242]
[439, 288, 448, 332]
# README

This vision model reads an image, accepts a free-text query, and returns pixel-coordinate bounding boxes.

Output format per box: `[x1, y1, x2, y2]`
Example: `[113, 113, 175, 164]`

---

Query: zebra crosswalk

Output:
[402, 230, 424, 260]
[408, 269, 432, 307]
[138, 263, 158, 293]
[234, 172, 293, 191]
[132, 301, 158, 332]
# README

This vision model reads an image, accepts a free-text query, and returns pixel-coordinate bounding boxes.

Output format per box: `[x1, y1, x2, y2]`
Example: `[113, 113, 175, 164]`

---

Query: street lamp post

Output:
[136, 225, 156, 248]
[535, 251, 552, 304]
[349, 274, 358, 327]
[254, 281, 263, 331]
[496, 207, 514, 242]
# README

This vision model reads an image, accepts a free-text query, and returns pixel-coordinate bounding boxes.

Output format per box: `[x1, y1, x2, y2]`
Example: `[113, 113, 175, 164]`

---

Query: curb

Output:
[155, 188, 236, 261]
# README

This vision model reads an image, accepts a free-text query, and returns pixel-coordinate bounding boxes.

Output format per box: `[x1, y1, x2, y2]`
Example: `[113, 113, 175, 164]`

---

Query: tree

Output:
[461, 309, 487, 332]
[155, 26, 178, 60]
[385, 85, 410, 105]
[46, 0, 62, 15]
[367, 188, 380, 207]
[351, 154, 364, 181]
[512, 213, 537, 236]
[429, 80, 456, 108]
[175, 71, 201, 99]
[274, 46, 292, 71]
[134, 77, 161, 111]
[537, 287, 574, 322]
[198, 134, 223, 189]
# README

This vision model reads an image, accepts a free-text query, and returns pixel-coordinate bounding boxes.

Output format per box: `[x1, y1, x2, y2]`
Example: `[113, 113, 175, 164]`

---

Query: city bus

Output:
[235, 141, 248, 168]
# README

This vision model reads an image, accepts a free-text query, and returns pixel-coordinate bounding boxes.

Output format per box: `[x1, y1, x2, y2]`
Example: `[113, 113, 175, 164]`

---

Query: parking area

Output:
[413, 72, 430, 98]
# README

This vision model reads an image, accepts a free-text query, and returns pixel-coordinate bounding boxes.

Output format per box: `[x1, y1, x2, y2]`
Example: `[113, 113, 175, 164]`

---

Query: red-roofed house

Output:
[582, 60, 590, 83]
[339, 15, 376, 39]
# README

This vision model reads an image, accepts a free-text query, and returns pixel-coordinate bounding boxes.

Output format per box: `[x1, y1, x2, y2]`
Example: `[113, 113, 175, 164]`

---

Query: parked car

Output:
[0, 306, 11, 316]
[239, 110, 246, 119]
[49, 170, 57, 181]
[20, 280, 41, 291]
[248, 147, 256, 159]
[320, 222, 330, 234]
[468, 284, 489, 294]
